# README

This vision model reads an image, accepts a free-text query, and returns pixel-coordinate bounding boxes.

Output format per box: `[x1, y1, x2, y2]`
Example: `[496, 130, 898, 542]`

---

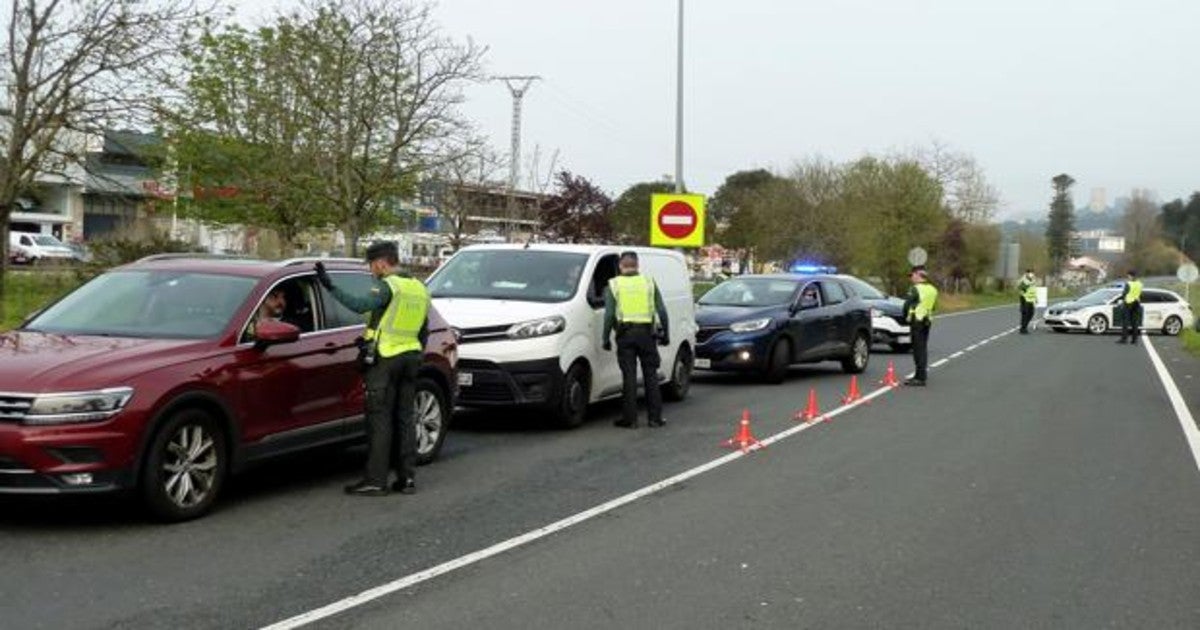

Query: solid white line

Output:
[935, 304, 1011, 319]
[1143, 339, 1200, 475]
[261, 325, 1021, 630]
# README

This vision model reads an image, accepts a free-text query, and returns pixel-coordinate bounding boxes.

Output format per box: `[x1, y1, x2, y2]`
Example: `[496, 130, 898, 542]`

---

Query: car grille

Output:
[457, 324, 512, 344]
[696, 327, 726, 344]
[0, 394, 33, 423]
[457, 359, 517, 404]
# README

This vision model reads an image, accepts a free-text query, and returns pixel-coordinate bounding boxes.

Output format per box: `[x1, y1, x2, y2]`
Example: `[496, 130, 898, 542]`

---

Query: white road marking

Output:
[930, 358, 950, 368]
[1143, 338, 1200, 474]
[935, 304, 1011, 319]
[260, 322, 1021, 630]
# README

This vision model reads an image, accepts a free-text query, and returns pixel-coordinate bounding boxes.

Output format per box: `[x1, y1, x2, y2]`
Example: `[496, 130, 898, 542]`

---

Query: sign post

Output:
[907, 247, 928, 268]
[650, 194, 706, 248]
[1177, 263, 1199, 303]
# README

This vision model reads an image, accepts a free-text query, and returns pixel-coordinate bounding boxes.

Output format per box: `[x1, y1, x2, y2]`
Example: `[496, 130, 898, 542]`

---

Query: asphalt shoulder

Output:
[1151, 335, 1200, 432]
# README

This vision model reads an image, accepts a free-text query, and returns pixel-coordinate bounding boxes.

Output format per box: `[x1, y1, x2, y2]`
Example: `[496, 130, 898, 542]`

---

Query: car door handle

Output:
[322, 342, 340, 354]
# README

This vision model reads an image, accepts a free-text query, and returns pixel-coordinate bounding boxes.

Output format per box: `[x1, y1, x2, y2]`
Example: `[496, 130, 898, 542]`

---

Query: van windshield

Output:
[428, 250, 589, 303]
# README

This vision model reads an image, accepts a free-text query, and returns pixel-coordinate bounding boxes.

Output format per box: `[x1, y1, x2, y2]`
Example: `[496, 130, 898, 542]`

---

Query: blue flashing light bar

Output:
[789, 262, 837, 275]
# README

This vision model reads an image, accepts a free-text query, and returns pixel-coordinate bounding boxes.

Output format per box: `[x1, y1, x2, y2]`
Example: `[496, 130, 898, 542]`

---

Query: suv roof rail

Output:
[279, 256, 365, 267]
[135, 253, 255, 263]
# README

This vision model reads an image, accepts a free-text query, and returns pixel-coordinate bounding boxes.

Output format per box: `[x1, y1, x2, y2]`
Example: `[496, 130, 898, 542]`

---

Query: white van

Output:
[428, 244, 698, 427]
[9, 231, 75, 264]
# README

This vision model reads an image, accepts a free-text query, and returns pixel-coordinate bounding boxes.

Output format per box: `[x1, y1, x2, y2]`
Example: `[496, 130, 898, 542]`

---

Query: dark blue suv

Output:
[693, 274, 873, 383]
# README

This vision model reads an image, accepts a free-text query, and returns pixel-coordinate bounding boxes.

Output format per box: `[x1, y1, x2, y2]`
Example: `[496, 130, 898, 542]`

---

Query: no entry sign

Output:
[650, 194, 706, 247]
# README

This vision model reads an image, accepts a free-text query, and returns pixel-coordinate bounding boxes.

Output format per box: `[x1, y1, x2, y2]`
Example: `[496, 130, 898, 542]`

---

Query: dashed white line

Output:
[1143, 338, 1200, 475]
[259, 323, 1021, 630]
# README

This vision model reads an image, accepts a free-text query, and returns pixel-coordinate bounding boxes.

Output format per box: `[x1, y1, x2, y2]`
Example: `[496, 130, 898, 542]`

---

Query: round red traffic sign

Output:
[658, 201, 698, 240]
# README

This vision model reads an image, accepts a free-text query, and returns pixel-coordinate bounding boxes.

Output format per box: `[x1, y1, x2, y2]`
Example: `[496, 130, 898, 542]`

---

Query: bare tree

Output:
[432, 140, 503, 250]
[0, 0, 213, 309]
[909, 141, 1000, 224]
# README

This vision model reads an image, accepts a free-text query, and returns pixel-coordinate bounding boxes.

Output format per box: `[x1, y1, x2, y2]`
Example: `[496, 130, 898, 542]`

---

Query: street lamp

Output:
[674, 0, 685, 194]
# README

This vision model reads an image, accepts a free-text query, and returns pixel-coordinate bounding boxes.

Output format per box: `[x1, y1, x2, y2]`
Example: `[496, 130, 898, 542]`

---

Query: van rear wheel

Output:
[662, 345, 692, 402]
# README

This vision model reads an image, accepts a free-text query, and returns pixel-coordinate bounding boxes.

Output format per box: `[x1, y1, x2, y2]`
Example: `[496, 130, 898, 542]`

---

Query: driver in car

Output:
[246, 287, 287, 340]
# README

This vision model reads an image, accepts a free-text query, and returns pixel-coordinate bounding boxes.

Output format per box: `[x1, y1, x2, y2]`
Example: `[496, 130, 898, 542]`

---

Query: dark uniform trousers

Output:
[1019, 298, 1035, 332]
[1121, 302, 1143, 343]
[616, 324, 663, 425]
[363, 350, 421, 486]
[911, 319, 932, 381]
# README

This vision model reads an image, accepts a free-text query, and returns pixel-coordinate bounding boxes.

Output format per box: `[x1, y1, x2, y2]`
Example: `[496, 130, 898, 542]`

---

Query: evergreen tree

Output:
[1045, 174, 1077, 273]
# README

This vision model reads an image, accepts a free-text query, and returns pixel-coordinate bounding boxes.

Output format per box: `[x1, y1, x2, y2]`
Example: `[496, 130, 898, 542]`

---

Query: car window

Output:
[241, 276, 319, 342]
[699, 278, 798, 307]
[25, 270, 256, 339]
[320, 272, 377, 329]
[798, 282, 822, 309]
[819, 281, 846, 305]
[20, 236, 32, 246]
[589, 254, 619, 308]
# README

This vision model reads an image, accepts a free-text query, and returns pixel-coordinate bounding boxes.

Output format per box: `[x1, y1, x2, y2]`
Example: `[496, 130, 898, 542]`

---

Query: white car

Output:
[9, 231, 75, 264]
[1044, 287, 1194, 336]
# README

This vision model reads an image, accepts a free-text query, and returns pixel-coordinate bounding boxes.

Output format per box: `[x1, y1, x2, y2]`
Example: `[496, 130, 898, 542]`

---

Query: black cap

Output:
[365, 241, 399, 262]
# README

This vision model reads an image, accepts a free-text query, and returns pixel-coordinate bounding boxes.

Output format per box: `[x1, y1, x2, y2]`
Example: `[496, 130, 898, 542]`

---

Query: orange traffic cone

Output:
[722, 409, 763, 453]
[879, 361, 900, 387]
[795, 388, 823, 423]
[842, 375, 863, 405]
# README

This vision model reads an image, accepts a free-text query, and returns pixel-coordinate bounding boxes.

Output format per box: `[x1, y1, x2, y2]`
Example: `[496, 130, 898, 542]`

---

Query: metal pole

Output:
[674, 0, 685, 194]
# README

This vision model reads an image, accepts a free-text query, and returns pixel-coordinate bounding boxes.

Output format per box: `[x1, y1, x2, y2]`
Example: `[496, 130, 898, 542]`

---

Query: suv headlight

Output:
[870, 308, 884, 318]
[507, 316, 566, 340]
[729, 318, 772, 333]
[24, 388, 134, 426]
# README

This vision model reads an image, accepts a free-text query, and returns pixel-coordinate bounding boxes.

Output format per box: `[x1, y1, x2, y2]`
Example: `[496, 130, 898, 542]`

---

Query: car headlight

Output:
[729, 318, 773, 333]
[870, 308, 884, 318]
[24, 387, 134, 426]
[507, 316, 566, 340]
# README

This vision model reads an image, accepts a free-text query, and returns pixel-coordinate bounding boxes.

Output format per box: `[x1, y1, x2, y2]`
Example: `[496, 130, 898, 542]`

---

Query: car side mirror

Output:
[253, 319, 301, 348]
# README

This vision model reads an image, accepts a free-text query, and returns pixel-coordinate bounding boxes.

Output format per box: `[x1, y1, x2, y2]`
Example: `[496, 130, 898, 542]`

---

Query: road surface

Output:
[2, 306, 1198, 629]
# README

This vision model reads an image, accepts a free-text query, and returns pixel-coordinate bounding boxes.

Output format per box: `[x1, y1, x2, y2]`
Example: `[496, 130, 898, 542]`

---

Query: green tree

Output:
[1015, 230, 1050, 276]
[709, 169, 780, 240]
[1161, 192, 1200, 262]
[1045, 174, 1077, 274]
[1, 0, 209, 315]
[611, 181, 675, 244]
[169, 0, 484, 255]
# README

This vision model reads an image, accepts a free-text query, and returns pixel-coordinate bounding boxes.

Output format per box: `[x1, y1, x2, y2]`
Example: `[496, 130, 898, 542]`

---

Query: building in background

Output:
[1089, 188, 1107, 213]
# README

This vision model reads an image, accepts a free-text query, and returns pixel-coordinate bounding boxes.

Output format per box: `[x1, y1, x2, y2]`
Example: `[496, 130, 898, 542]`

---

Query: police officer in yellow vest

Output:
[903, 267, 939, 386]
[1017, 269, 1038, 334]
[603, 251, 670, 428]
[315, 242, 430, 496]
[1117, 269, 1144, 345]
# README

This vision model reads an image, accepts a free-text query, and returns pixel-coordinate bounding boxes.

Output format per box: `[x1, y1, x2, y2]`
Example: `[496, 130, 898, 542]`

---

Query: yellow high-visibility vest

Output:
[609, 275, 656, 324]
[1125, 279, 1143, 304]
[909, 283, 939, 322]
[365, 275, 429, 357]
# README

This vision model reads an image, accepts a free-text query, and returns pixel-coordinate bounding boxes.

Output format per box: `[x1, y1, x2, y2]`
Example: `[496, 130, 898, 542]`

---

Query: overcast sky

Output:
[237, 0, 1200, 219]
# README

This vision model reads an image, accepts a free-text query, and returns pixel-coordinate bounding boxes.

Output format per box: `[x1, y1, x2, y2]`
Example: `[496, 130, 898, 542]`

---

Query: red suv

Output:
[0, 255, 457, 520]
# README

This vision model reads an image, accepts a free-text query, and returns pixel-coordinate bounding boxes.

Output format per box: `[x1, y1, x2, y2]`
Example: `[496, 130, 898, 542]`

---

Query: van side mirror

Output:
[253, 319, 301, 349]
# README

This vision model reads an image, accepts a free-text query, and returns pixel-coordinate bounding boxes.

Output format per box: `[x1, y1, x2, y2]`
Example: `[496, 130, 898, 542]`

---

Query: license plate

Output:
[457, 372, 473, 387]
[694, 358, 712, 369]
[897, 336, 911, 345]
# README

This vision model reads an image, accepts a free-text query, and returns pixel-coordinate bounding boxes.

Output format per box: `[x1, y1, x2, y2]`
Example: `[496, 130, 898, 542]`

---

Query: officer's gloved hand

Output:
[314, 262, 333, 289]
[658, 334, 670, 347]
[602, 340, 612, 352]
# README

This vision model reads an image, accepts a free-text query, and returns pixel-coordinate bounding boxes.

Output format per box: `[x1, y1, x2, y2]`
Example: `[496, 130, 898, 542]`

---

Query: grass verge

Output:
[1, 271, 86, 330]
